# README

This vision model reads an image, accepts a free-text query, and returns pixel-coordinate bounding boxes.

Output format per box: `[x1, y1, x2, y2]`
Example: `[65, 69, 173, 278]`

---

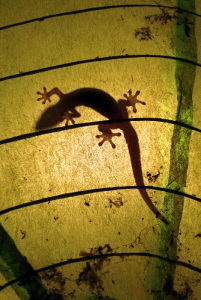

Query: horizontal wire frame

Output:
[0, 186, 200, 217]
[1, 252, 201, 292]
[0, 4, 200, 32]
[0, 118, 200, 146]
[0, 55, 200, 83]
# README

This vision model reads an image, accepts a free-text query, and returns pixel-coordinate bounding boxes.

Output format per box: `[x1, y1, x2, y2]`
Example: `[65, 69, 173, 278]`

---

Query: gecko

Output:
[36, 87, 169, 225]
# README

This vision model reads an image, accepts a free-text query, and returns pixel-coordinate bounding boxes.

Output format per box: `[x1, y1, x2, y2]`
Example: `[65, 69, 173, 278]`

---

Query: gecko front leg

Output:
[96, 124, 121, 149]
[60, 110, 75, 125]
[60, 107, 81, 126]
[37, 87, 52, 104]
[37, 87, 80, 126]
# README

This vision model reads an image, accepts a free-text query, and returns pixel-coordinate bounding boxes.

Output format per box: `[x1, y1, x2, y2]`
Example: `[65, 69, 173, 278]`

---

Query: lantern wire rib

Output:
[0, 118, 200, 146]
[0, 4, 200, 32]
[0, 186, 200, 217]
[0, 55, 200, 83]
[0, 252, 201, 293]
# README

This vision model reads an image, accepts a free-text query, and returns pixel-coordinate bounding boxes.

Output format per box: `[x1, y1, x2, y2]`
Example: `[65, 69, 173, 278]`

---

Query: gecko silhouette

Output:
[36, 87, 169, 225]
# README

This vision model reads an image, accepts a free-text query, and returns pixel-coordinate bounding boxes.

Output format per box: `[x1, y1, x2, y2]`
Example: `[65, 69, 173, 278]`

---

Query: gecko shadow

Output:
[35, 88, 121, 130]
[35, 87, 169, 225]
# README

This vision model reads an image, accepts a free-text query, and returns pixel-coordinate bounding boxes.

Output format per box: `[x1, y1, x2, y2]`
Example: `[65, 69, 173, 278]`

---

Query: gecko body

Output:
[36, 87, 169, 225]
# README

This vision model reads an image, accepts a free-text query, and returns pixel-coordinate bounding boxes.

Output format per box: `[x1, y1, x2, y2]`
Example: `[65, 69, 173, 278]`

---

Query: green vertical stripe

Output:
[0, 223, 52, 299]
[152, 1, 197, 299]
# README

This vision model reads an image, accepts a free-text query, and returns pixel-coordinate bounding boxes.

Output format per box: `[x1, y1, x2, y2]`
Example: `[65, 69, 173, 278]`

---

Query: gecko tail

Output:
[156, 212, 169, 225]
[140, 188, 169, 225]
[121, 124, 169, 226]
[141, 188, 169, 225]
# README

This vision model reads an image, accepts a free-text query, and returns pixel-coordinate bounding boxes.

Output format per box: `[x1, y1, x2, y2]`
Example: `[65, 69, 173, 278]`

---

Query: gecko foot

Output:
[96, 126, 121, 149]
[37, 87, 51, 104]
[123, 89, 146, 113]
[60, 110, 75, 126]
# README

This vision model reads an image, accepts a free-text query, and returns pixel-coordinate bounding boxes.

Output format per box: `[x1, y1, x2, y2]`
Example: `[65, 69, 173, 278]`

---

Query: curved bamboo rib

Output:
[0, 118, 200, 146]
[0, 55, 200, 83]
[0, 186, 200, 217]
[0, 252, 201, 292]
[0, 4, 200, 32]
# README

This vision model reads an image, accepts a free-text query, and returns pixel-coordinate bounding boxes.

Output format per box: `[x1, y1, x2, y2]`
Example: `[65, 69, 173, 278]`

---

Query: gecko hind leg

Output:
[96, 124, 121, 149]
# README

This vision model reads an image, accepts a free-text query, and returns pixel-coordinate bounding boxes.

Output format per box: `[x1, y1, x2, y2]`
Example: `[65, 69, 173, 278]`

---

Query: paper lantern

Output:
[0, 1, 200, 299]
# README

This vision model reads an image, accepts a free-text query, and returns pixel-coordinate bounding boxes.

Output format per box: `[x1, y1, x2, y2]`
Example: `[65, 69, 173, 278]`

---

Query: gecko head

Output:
[35, 101, 65, 130]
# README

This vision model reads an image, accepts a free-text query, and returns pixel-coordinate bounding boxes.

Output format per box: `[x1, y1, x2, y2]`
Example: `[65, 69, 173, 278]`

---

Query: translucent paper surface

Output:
[0, 1, 201, 299]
